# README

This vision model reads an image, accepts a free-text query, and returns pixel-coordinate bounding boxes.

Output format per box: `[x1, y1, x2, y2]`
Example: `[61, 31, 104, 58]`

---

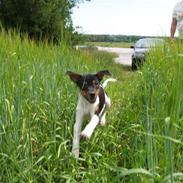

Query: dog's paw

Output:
[80, 130, 91, 139]
[100, 120, 106, 126]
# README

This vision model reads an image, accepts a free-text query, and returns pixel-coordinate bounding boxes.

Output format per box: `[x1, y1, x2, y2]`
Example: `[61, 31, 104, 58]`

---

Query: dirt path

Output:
[97, 46, 133, 66]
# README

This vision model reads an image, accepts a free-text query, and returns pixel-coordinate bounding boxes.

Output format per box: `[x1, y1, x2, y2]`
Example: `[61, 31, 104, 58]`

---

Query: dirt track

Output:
[97, 46, 133, 66]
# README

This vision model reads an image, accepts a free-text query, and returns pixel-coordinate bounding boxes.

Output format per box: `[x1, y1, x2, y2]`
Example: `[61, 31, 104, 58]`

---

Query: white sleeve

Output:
[172, 9, 177, 18]
[172, 3, 178, 18]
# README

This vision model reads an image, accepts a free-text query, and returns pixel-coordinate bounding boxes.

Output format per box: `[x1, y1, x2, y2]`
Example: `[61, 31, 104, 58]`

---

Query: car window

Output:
[135, 39, 163, 48]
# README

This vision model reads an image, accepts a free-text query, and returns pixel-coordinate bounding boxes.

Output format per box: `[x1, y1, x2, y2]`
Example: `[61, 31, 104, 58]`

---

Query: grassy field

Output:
[0, 31, 183, 183]
[83, 41, 133, 48]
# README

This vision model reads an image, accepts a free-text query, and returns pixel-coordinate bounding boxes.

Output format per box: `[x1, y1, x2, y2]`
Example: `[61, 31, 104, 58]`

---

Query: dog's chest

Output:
[76, 95, 99, 115]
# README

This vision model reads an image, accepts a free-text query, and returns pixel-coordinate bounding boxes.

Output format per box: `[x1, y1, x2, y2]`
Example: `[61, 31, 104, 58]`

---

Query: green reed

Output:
[0, 30, 183, 183]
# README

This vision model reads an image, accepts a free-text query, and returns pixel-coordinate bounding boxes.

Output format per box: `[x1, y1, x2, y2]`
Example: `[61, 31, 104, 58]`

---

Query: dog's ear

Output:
[96, 70, 111, 81]
[66, 71, 82, 83]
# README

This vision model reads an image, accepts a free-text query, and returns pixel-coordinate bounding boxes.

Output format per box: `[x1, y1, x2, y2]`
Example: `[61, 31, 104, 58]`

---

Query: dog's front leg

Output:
[81, 114, 99, 139]
[72, 110, 84, 158]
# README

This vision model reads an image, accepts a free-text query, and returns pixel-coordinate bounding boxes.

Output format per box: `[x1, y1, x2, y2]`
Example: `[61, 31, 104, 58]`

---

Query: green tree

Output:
[0, 0, 89, 44]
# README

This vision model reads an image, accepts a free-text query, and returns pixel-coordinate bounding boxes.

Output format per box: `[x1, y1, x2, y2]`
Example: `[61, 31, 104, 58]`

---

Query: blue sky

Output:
[72, 0, 179, 36]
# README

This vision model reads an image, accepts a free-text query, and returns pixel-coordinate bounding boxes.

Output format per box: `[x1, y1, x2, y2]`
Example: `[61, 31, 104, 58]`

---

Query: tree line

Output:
[83, 34, 164, 43]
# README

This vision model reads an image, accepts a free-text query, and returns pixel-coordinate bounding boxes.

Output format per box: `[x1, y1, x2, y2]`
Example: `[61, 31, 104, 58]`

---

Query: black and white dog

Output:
[67, 70, 116, 158]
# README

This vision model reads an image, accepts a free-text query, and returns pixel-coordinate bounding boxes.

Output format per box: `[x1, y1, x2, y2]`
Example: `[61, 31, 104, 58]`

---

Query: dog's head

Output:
[66, 70, 111, 103]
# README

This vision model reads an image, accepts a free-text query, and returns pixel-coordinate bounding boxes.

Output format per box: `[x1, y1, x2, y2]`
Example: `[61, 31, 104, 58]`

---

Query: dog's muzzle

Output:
[88, 87, 97, 102]
[89, 93, 96, 101]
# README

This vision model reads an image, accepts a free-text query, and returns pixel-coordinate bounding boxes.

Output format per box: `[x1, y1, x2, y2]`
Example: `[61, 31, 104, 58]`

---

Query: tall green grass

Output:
[118, 42, 183, 183]
[0, 30, 182, 183]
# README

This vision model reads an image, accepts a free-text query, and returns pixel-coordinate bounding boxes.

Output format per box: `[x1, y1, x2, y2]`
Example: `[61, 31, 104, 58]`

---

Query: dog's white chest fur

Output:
[76, 94, 99, 115]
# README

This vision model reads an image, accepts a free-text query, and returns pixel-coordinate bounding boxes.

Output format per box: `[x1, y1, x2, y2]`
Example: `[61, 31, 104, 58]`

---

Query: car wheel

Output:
[132, 59, 137, 71]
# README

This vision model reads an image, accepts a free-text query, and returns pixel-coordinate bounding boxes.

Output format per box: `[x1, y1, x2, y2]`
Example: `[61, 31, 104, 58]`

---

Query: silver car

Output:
[131, 38, 164, 70]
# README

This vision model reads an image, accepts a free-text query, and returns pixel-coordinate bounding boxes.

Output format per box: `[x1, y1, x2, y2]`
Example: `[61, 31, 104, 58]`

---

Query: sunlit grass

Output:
[0, 31, 182, 183]
[83, 41, 133, 48]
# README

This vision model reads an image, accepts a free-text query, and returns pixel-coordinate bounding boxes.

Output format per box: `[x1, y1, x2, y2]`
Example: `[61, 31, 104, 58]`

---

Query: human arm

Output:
[170, 17, 177, 39]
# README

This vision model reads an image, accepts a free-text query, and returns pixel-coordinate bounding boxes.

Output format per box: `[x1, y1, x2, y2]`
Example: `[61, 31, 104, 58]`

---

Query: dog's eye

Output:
[93, 80, 99, 86]
[95, 82, 99, 86]
[82, 81, 88, 89]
